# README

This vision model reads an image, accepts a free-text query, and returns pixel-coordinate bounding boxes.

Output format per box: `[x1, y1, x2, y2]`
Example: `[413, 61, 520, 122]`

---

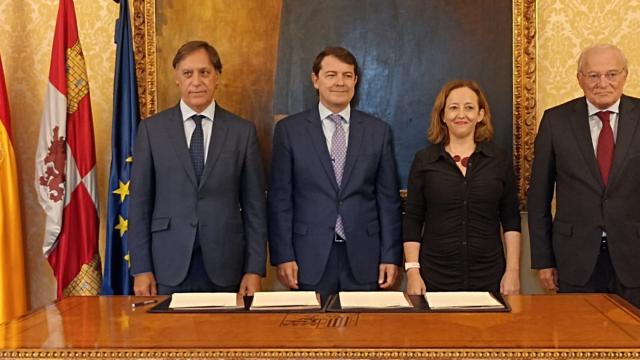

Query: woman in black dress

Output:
[403, 80, 521, 295]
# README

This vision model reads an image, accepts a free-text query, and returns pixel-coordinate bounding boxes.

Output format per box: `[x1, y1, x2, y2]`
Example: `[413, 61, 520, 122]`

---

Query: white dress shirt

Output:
[586, 98, 620, 155]
[586, 98, 620, 238]
[180, 99, 216, 163]
[319, 102, 351, 151]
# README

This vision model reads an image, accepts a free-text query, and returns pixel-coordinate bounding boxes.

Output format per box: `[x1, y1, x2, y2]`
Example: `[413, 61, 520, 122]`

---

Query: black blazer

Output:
[528, 95, 640, 287]
[129, 104, 267, 287]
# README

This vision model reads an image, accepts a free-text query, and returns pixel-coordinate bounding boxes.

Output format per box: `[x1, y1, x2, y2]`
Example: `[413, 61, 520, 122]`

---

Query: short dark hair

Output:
[172, 40, 223, 73]
[312, 46, 359, 77]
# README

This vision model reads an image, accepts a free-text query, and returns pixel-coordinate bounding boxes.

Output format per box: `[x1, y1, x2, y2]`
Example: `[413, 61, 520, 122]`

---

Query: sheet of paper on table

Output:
[250, 291, 321, 310]
[169, 292, 240, 309]
[339, 291, 413, 309]
[425, 292, 504, 309]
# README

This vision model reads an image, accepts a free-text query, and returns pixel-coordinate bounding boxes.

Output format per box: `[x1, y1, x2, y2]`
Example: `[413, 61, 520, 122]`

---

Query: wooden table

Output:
[1, 294, 640, 359]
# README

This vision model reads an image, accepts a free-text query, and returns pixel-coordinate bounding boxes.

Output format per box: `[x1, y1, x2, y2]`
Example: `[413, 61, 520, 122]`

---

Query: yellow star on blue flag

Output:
[115, 215, 128, 237]
[112, 181, 130, 203]
[102, 0, 139, 296]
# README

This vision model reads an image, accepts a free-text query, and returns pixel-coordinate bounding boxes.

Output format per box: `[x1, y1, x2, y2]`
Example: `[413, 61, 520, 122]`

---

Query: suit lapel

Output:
[570, 99, 603, 187]
[608, 95, 639, 188]
[166, 105, 198, 188]
[199, 104, 229, 189]
[341, 111, 364, 189]
[306, 109, 339, 191]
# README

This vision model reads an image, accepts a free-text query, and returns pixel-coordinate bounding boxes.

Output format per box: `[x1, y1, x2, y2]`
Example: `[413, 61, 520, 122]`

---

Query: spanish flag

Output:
[0, 55, 28, 323]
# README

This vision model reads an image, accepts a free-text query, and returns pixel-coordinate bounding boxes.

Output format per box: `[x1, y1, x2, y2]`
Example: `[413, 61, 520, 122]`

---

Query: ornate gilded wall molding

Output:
[132, 0, 156, 119]
[513, 0, 537, 209]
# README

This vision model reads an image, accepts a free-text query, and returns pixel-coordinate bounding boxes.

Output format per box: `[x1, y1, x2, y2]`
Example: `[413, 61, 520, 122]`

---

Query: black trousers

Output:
[559, 245, 640, 309]
[157, 247, 238, 295]
[298, 240, 378, 304]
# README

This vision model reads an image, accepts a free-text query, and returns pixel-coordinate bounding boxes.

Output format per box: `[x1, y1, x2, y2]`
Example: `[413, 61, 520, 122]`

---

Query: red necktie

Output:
[596, 111, 614, 186]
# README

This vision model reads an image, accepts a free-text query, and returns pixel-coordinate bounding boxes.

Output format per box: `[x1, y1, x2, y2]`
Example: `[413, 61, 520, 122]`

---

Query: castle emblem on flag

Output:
[66, 43, 89, 113]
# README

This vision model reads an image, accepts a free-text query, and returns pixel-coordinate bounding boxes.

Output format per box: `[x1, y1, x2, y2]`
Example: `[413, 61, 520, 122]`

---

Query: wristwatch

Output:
[404, 262, 420, 271]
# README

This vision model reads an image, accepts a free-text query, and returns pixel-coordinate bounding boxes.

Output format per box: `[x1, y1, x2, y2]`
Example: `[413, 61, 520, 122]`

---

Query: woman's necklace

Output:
[447, 143, 475, 168]
[452, 154, 470, 167]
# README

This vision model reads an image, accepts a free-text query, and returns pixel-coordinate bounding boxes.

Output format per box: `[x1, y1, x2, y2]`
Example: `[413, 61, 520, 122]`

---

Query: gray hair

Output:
[577, 44, 628, 73]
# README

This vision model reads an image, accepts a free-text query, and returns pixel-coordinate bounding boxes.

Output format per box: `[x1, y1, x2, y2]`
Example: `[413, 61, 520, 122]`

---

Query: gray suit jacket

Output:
[129, 103, 267, 287]
[528, 95, 640, 287]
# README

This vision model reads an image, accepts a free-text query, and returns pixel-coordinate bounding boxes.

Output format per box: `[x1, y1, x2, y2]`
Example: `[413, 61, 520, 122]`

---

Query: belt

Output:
[601, 236, 608, 251]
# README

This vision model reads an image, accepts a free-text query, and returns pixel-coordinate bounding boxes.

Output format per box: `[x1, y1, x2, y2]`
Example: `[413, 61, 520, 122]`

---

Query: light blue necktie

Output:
[329, 114, 346, 239]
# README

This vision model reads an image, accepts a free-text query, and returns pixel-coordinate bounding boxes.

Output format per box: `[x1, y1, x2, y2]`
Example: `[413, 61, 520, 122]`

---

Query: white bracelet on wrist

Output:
[404, 262, 420, 271]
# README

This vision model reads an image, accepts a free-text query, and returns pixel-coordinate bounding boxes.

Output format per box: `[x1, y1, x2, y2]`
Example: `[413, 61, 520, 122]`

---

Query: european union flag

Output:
[102, 0, 139, 295]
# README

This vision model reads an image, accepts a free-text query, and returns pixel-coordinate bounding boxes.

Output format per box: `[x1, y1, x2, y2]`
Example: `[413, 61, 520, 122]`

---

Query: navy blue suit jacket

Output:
[129, 104, 267, 287]
[268, 107, 403, 285]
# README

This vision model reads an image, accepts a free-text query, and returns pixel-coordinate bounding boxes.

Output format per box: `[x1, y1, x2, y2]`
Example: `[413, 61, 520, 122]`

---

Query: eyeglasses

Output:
[580, 70, 626, 84]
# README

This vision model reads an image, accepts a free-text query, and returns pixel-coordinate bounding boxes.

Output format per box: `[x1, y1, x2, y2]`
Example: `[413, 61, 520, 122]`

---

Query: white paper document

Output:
[425, 291, 504, 309]
[339, 291, 412, 309]
[250, 291, 321, 310]
[169, 292, 239, 309]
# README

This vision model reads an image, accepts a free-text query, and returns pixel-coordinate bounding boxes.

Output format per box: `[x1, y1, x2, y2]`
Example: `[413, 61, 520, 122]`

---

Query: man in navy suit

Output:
[129, 41, 267, 296]
[268, 46, 403, 300]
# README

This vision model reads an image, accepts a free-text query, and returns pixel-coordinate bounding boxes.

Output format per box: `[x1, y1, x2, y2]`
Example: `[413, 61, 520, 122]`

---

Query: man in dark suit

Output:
[529, 44, 640, 308]
[268, 47, 403, 300]
[129, 41, 267, 296]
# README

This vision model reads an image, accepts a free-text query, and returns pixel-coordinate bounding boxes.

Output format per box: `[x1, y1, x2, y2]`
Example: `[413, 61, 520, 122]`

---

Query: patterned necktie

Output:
[596, 111, 614, 186]
[190, 114, 205, 182]
[329, 114, 347, 239]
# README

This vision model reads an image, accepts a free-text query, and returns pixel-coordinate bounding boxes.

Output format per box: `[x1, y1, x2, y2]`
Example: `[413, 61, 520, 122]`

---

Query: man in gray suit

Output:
[129, 41, 267, 296]
[529, 44, 640, 308]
